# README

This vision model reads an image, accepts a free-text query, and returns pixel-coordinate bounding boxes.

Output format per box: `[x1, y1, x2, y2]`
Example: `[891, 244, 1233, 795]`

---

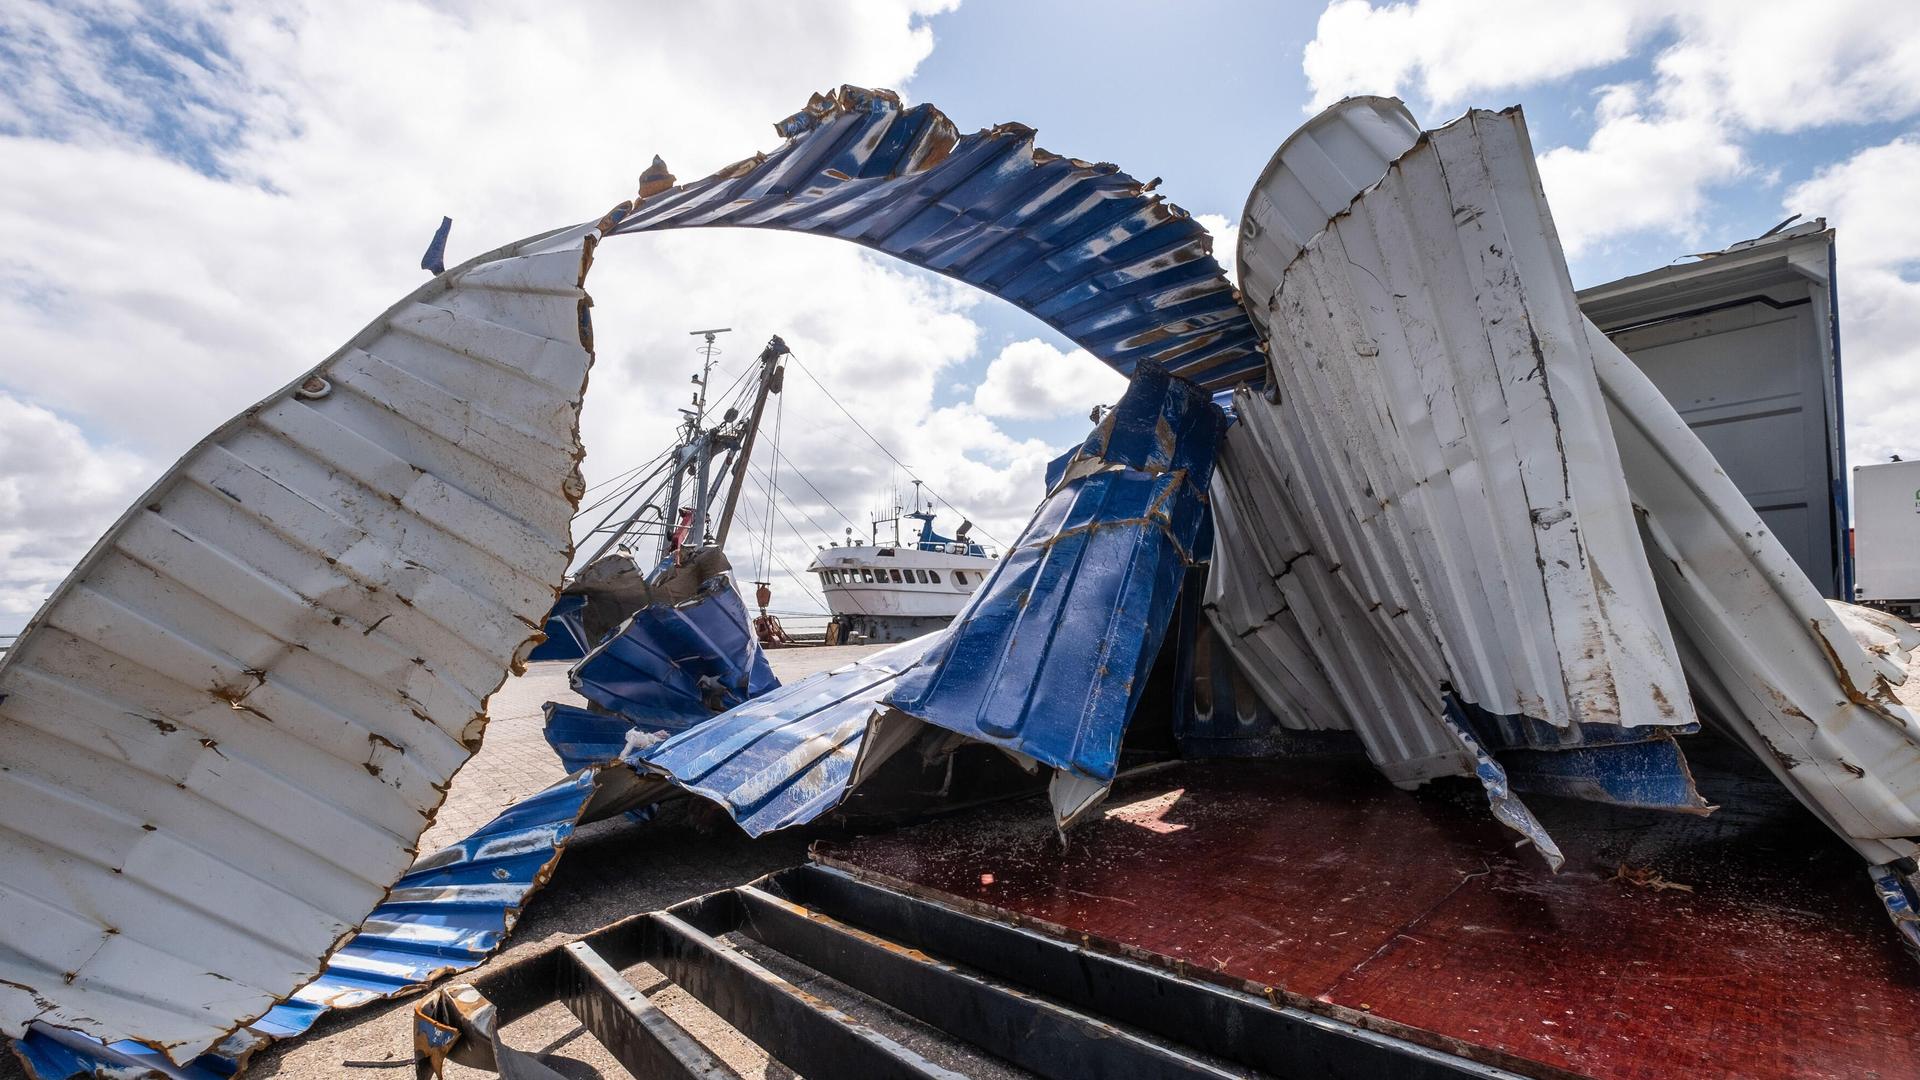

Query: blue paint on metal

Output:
[885, 362, 1225, 783]
[635, 632, 944, 837]
[1494, 739, 1709, 812]
[420, 215, 452, 275]
[1458, 698, 1702, 750]
[1439, 700, 1564, 871]
[12, 770, 610, 1079]
[1868, 862, 1920, 959]
[12, 1026, 236, 1079]
[541, 700, 703, 773]
[1453, 699, 1709, 811]
[1042, 447, 1075, 493]
[602, 86, 1264, 393]
[526, 593, 590, 661]
[570, 579, 777, 728]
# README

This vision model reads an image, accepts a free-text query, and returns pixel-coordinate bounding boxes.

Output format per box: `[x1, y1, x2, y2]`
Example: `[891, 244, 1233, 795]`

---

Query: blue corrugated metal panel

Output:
[13, 1026, 231, 1079]
[541, 700, 701, 773]
[602, 86, 1264, 394]
[635, 633, 943, 837]
[1495, 739, 1710, 812]
[526, 594, 589, 661]
[570, 581, 777, 727]
[1453, 700, 1709, 812]
[12, 770, 609, 1080]
[885, 363, 1225, 782]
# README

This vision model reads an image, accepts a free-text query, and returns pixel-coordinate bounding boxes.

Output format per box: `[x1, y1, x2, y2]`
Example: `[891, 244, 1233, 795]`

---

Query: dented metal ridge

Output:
[1234, 99, 1694, 741]
[0, 222, 600, 1062]
[635, 364, 1226, 837]
[1828, 599, 1920, 686]
[1237, 94, 1427, 314]
[1207, 401, 1471, 782]
[600, 85, 1263, 392]
[633, 633, 944, 837]
[11, 766, 652, 1079]
[1592, 329, 1920, 866]
[569, 578, 778, 728]
[540, 700, 689, 774]
[887, 362, 1226, 818]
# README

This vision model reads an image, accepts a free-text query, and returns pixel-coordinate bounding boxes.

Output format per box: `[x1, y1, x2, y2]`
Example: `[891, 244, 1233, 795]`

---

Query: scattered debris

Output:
[1612, 863, 1696, 893]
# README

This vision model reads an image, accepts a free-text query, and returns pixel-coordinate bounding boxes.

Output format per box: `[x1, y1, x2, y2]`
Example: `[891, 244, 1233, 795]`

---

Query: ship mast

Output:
[657, 328, 729, 563]
[714, 335, 789, 548]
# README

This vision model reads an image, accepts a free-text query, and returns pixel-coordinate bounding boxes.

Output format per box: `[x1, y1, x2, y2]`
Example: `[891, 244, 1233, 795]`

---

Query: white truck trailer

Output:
[1854, 457, 1920, 616]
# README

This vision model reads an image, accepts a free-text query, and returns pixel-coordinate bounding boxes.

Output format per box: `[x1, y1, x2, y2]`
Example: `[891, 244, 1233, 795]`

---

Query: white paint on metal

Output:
[1234, 100, 1694, 737]
[1828, 600, 1919, 686]
[1237, 95, 1422, 315]
[1594, 328, 1920, 864]
[1208, 405, 1472, 783]
[0, 223, 599, 1062]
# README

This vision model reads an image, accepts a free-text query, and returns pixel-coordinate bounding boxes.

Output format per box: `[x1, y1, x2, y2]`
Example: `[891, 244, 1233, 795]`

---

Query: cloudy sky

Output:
[3, 0, 1918, 635]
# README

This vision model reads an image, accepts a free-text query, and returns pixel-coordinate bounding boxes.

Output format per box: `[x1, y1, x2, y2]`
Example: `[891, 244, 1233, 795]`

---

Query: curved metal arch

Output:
[599, 85, 1266, 394]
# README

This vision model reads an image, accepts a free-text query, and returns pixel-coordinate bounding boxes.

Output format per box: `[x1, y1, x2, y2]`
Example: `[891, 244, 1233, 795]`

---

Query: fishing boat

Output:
[532, 328, 787, 662]
[810, 482, 998, 644]
[538, 327, 998, 658]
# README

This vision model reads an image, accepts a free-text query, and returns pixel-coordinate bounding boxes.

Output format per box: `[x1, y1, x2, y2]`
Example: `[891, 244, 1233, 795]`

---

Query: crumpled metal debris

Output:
[413, 984, 564, 1080]
[888, 360, 1226, 825]
[1216, 94, 1920, 916]
[10, 765, 655, 1079]
[571, 574, 777, 729]
[0, 222, 602, 1063]
[633, 361, 1224, 833]
[600, 85, 1262, 393]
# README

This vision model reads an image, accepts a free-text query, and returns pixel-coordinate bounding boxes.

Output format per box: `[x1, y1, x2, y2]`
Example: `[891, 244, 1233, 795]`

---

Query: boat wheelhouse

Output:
[810, 503, 997, 643]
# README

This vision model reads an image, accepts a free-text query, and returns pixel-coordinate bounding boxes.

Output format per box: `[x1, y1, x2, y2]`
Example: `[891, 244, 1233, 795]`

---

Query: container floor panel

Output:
[814, 746, 1920, 1080]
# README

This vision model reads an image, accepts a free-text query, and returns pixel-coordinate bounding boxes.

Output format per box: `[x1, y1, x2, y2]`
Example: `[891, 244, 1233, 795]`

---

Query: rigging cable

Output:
[759, 380, 785, 586]
[785, 350, 1004, 547]
[770, 443, 864, 535]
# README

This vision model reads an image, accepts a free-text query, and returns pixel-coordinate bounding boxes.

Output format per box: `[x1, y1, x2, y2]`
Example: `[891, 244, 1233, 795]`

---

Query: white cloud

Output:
[1303, 0, 1661, 111]
[972, 338, 1128, 422]
[1787, 139, 1920, 465]
[0, 393, 148, 634]
[1302, 1, 1920, 259]
[1653, 2, 1920, 133]
[1195, 212, 1240, 287]
[1535, 85, 1747, 256]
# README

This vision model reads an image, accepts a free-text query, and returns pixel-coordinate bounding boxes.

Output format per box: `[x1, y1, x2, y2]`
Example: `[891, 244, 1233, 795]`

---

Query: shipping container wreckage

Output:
[3, 87, 1919, 1079]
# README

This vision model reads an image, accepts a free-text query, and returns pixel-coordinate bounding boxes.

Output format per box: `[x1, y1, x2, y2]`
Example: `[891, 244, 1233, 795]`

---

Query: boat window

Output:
[831, 570, 843, 583]
[954, 571, 968, 586]
[890, 569, 903, 583]
[929, 570, 942, 584]
[856, 569, 868, 583]
[915, 569, 928, 583]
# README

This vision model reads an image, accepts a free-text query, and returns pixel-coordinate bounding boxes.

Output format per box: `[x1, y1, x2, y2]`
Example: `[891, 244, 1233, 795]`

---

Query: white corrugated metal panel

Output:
[1236, 101, 1693, 738]
[1208, 398, 1473, 785]
[1237, 95, 1421, 315]
[1594, 327, 1920, 864]
[0, 223, 598, 1062]
[1828, 600, 1919, 685]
